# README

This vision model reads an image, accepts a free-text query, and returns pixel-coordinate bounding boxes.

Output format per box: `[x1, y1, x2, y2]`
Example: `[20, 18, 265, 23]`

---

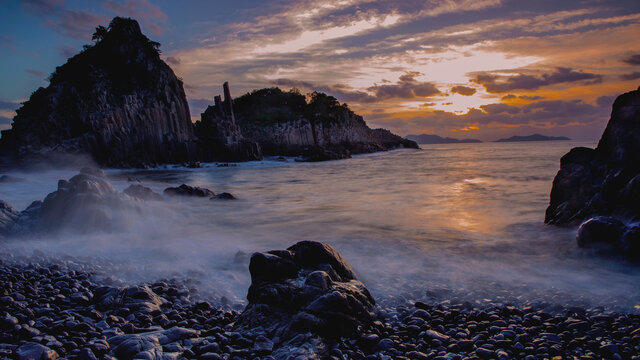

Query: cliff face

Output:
[233, 88, 418, 160]
[546, 87, 640, 225]
[194, 83, 262, 162]
[0, 17, 196, 167]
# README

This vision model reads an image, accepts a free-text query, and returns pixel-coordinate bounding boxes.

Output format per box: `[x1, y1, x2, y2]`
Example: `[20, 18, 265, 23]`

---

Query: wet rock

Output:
[123, 184, 163, 201]
[576, 216, 626, 247]
[93, 285, 166, 314]
[234, 241, 375, 357]
[163, 184, 215, 197]
[15, 342, 58, 360]
[210, 192, 236, 200]
[9, 168, 138, 235]
[546, 87, 640, 259]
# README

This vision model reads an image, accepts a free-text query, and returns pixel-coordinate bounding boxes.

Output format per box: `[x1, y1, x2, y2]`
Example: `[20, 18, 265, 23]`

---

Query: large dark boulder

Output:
[234, 241, 376, 357]
[10, 168, 138, 235]
[0, 17, 197, 168]
[546, 86, 640, 258]
[546, 87, 640, 225]
[163, 184, 215, 197]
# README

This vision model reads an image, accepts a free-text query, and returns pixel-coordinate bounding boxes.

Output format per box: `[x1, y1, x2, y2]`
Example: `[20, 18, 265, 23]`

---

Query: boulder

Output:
[546, 87, 640, 258]
[575, 216, 625, 247]
[15, 342, 58, 360]
[211, 192, 236, 200]
[123, 184, 163, 201]
[163, 184, 214, 197]
[10, 167, 138, 235]
[108, 327, 197, 360]
[93, 285, 166, 314]
[234, 241, 376, 357]
[546, 87, 640, 225]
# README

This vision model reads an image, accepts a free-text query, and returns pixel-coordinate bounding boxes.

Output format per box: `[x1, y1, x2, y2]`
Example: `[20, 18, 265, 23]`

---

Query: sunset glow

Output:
[0, 0, 639, 141]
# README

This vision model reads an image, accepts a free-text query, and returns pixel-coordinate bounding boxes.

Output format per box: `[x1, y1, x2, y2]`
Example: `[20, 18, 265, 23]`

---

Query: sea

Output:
[2, 140, 640, 311]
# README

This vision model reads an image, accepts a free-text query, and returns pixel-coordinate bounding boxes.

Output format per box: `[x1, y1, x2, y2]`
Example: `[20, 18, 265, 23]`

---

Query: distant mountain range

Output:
[405, 134, 482, 144]
[494, 134, 571, 142]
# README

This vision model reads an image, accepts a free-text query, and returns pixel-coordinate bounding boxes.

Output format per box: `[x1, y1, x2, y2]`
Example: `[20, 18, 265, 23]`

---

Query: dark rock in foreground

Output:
[546, 87, 640, 257]
[234, 240, 376, 357]
[163, 184, 215, 198]
[2, 254, 640, 360]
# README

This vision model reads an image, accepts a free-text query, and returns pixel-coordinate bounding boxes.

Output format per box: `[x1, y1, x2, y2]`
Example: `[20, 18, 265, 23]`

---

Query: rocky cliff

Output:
[546, 86, 640, 258]
[0, 17, 197, 167]
[233, 88, 418, 161]
[194, 82, 261, 162]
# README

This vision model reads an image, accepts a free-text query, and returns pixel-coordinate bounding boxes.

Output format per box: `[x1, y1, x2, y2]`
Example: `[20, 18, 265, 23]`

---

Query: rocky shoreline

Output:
[2, 251, 640, 360]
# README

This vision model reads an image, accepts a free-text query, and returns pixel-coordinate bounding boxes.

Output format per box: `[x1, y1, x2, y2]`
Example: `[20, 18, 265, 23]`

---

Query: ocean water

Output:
[2, 141, 640, 311]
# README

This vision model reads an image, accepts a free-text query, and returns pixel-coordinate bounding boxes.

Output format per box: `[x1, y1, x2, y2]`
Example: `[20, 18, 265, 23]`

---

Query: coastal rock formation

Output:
[233, 88, 418, 161]
[123, 184, 163, 201]
[9, 168, 138, 235]
[546, 87, 640, 257]
[234, 241, 376, 357]
[0, 17, 197, 167]
[163, 184, 215, 197]
[194, 82, 262, 162]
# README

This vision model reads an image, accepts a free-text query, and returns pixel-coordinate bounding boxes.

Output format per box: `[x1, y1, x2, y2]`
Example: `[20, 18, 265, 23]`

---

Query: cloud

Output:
[596, 94, 617, 108]
[45, 10, 109, 40]
[21, 0, 64, 16]
[25, 68, 45, 78]
[56, 44, 77, 59]
[0, 116, 12, 125]
[103, 0, 168, 35]
[472, 67, 602, 93]
[366, 71, 441, 100]
[501, 94, 545, 101]
[270, 72, 440, 104]
[450, 85, 476, 96]
[165, 56, 180, 65]
[619, 72, 640, 81]
[0, 99, 20, 111]
[622, 54, 640, 65]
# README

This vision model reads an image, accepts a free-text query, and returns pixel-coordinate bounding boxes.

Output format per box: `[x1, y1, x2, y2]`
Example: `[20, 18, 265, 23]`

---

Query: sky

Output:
[0, 0, 639, 141]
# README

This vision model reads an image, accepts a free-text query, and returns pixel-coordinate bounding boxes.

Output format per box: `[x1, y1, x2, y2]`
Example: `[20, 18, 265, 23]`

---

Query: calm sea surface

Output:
[2, 141, 640, 310]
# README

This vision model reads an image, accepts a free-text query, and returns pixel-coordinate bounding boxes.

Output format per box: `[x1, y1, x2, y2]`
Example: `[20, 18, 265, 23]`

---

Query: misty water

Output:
[2, 141, 640, 312]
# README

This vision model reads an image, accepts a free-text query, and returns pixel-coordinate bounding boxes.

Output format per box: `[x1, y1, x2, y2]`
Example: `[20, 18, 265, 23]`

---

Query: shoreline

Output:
[2, 254, 639, 359]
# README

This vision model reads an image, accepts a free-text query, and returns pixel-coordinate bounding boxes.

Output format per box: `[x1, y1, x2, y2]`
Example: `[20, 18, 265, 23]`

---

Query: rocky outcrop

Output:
[194, 82, 262, 162]
[546, 86, 640, 257]
[123, 184, 163, 201]
[9, 168, 138, 235]
[0, 17, 198, 168]
[234, 241, 376, 357]
[233, 88, 418, 161]
[163, 184, 215, 198]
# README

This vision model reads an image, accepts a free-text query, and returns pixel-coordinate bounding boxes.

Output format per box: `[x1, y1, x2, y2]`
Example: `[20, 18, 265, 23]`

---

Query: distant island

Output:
[405, 134, 482, 144]
[494, 134, 570, 142]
